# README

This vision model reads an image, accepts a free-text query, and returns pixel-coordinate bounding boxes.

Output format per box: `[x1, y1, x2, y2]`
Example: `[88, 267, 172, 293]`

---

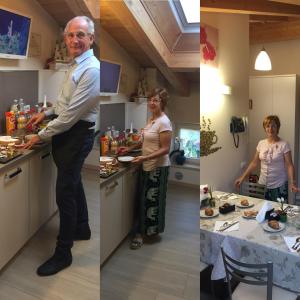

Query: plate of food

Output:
[262, 220, 285, 233]
[200, 207, 219, 218]
[118, 156, 135, 163]
[242, 210, 258, 219]
[236, 198, 254, 208]
[0, 136, 19, 145]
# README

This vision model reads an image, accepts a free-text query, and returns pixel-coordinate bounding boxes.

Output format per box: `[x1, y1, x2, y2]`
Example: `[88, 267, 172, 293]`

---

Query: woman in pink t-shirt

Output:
[235, 115, 297, 202]
[119, 88, 172, 249]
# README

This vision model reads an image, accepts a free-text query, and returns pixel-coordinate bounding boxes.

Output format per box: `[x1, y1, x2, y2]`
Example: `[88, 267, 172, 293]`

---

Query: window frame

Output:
[169, 0, 200, 33]
[174, 122, 200, 165]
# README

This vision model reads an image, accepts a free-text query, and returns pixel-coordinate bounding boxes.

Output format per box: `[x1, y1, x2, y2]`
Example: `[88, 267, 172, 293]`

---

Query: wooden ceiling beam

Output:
[249, 15, 290, 22]
[102, 0, 190, 96]
[201, 0, 300, 17]
[250, 19, 300, 44]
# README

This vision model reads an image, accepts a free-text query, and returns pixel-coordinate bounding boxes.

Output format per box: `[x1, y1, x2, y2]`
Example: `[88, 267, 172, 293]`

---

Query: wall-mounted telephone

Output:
[230, 117, 245, 148]
[230, 117, 245, 133]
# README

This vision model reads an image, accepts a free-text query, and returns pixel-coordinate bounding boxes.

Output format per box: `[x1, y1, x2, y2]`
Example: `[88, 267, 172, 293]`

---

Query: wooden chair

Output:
[240, 181, 266, 199]
[221, 247, 298, 300]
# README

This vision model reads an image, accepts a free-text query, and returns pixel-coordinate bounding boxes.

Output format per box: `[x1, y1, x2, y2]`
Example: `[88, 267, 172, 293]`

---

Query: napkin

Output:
[214, 220, 239, 232]
[283, 236, 300, 253]
[256, 201, 273, 223]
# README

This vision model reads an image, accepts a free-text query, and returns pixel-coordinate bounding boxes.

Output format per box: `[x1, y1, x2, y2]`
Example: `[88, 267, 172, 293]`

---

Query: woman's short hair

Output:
[149, 88, 169, 110]
[263, 115, 281, 132]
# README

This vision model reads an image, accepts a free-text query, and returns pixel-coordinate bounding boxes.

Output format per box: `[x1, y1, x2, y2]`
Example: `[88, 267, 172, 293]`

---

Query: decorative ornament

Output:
[200, 116, 222, 156]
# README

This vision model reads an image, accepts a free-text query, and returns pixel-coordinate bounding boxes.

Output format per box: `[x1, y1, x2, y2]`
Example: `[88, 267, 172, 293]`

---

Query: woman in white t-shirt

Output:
[121, 88, 172, 249]
[235, 115, 297, 202]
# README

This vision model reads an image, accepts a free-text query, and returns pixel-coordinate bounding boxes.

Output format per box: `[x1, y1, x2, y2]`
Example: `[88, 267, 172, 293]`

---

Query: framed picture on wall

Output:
[0, 6, 32, 59]
[200, 23, 218, 67]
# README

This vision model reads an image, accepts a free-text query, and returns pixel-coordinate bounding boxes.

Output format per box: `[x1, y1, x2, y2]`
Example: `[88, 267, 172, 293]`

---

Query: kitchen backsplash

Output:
[100, 103, 125, 135]
[0, 71, 38, 134]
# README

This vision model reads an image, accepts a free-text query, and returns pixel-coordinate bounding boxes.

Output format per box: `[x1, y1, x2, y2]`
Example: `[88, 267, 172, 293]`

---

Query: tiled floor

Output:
[0, 169, 100, 300]
[100, 183, 200, 300]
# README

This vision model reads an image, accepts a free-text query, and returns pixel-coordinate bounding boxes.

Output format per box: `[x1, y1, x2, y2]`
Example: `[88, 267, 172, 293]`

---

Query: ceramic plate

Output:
[262, 222, 285, 233]
[100, 156, 114, 163]
[118, 156, 134, 162]
[236, 201, 254, 209]
[200, 209, 219, 218]
[242, 211, 258, 219]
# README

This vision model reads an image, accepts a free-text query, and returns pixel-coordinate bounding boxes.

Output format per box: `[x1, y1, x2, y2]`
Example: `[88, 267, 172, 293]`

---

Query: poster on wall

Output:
[200, 23, 218, 67]
[0, 6, 32, 59]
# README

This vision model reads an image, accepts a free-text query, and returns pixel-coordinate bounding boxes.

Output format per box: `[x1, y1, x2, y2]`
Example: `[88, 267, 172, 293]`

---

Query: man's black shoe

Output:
[37, 247, 72, 276]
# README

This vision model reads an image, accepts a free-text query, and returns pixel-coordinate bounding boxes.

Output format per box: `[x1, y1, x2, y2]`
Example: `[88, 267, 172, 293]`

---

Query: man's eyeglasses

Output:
[65, 31, 91, 40]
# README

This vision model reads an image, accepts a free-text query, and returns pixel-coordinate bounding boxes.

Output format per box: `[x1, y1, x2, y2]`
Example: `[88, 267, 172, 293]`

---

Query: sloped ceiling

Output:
[101, 0, 200, 96]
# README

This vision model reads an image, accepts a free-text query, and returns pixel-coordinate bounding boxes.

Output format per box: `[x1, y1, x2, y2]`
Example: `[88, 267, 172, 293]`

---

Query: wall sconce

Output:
[221, 84, 232, 95]
[254, 47, 272, 71]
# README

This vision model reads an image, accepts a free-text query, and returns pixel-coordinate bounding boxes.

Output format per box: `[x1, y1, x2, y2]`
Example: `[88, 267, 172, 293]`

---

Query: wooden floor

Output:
[0, 168, 100, 300]
[100, 183, 200, 300]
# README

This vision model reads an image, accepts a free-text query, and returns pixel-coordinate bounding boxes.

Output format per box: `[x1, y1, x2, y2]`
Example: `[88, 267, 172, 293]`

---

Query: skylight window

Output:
[170, 0, 200, 32]
[179, 0, 200, 23]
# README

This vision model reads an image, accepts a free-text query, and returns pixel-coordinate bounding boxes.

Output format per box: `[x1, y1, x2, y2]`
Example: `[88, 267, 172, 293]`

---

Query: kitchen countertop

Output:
[0, 143, 51, 174]
[100, 162, 140, 188]
[100, 151, 142, 187]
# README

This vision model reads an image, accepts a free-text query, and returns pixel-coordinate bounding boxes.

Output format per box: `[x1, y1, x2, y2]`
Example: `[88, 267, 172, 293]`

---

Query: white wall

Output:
[250, 40, 300, 76]
[100, 26, 140, 103]
[200, 13, 250, 193]
[168, 82, 200, 125]
[0, 0, 59, 70]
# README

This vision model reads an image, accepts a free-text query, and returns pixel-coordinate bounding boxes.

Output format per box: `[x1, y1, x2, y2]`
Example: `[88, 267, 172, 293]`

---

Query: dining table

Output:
[200, 191, 300, 293]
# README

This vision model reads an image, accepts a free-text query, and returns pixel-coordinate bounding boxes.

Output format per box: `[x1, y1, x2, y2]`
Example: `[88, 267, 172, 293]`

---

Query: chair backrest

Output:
[221, 247, 273, 300]
[240, 181, 266, 199]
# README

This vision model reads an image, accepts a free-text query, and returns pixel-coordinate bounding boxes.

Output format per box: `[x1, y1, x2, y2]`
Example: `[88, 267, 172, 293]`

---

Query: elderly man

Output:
[25, 16, 100, 276]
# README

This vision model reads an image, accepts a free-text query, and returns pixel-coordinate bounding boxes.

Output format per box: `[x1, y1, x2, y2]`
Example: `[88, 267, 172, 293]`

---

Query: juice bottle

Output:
[101, 135, 109, 156]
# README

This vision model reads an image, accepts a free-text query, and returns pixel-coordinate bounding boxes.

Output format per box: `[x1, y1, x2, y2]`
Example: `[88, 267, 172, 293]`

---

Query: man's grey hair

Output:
[64, 16, 95, 34]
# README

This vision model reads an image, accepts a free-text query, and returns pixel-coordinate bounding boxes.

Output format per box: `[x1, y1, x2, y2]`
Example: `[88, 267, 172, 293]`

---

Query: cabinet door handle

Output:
[41, 152, 51, 160]
[5, 167, 22, 180]
[105, 181, 118, 192]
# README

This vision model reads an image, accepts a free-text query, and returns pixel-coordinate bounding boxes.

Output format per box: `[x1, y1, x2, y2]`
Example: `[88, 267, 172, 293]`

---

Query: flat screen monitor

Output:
[100, 59, 122, 96]
[0, 7, 32, 59]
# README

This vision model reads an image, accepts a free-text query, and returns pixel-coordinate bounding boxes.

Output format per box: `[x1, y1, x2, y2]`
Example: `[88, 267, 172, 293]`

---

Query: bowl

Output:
[0, 136, 19, 145]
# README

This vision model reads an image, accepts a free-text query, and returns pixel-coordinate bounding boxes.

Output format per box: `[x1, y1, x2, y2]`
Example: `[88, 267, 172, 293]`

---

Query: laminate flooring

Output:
[100, 183, 200, 300]
[0, 168, 100, 300]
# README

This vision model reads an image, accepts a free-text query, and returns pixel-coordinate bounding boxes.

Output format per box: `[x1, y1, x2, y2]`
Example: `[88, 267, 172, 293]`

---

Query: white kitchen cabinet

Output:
[100, 177, 123, 265]
[0, 160, 29, 270]
[122, 167, 139, 238]
[249, 75, 300, 202]
[28, 147, 54, 236]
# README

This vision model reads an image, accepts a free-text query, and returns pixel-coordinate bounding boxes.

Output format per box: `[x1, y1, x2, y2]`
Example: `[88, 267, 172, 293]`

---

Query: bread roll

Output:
[241, 199, 249, 206]
[205, 208, 214, 216]
[268, 220, 279, 230]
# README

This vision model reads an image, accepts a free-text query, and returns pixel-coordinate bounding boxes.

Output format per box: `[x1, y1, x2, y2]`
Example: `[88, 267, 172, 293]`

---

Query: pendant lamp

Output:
[254, 47, 272, 71]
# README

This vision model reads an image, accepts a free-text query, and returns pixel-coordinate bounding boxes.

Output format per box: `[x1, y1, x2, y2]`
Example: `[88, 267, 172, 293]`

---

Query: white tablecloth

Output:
[200, 192, 300, 293]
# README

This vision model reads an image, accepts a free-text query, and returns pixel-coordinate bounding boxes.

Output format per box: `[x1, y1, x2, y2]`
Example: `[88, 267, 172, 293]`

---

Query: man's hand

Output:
[26, 112, 46, 129]
[23, 135, 42, 150]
